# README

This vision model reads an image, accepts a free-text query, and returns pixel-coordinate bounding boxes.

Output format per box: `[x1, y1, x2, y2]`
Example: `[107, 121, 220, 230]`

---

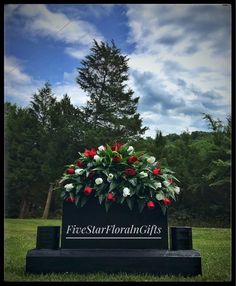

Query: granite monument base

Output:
[26, 248, 202, 276]
[25, 200, 202, 276]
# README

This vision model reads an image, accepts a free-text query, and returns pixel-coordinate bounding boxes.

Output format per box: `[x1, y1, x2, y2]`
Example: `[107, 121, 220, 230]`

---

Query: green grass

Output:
[4, 219, 231, 282]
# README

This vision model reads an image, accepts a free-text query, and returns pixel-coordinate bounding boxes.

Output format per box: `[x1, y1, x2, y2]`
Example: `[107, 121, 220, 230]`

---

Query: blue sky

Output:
[4, 4, 231, 137]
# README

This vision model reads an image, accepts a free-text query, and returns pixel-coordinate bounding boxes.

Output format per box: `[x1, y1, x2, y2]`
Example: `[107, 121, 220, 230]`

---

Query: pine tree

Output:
[76, 39, 148, 145]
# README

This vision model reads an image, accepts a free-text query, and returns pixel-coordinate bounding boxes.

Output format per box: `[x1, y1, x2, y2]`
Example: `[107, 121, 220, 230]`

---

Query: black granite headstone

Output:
[61, 198, 168, 249]
[36, 226, 60, 249]
[26, 196, 202, 275]
[170, 227, 193, 250]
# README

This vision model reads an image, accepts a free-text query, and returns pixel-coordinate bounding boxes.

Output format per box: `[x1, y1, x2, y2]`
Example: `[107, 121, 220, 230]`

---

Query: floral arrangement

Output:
[58, 143, 180, 214]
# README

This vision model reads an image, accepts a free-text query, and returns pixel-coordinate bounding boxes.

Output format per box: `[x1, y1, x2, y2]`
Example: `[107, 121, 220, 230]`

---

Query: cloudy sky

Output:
[4, 4, 231, 137]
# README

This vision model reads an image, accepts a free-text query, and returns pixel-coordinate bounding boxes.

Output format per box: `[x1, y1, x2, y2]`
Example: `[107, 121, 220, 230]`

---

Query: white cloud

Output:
[125, 4, 231, 136]
[54, 69, 87, 107]
[4, 56, 87, 108]
[4, 56, 31, 83]
[15, 4, 104, 46]
[4, 56, 44, 106]
[65, 47, 89, 60]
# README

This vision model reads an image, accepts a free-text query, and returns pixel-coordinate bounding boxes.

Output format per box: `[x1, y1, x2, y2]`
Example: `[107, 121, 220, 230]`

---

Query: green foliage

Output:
[76, 39, 148, 145]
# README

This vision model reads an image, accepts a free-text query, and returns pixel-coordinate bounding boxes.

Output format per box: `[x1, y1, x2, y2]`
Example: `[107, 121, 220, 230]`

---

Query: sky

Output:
[4, 4, 231, 137]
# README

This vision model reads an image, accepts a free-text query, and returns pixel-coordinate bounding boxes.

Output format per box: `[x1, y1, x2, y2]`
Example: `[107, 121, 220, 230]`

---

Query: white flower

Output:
[75, 168, 84, 175]
[123, 187, 131, 197]
[94, 155, 102, 162]
[147, 156, 156, 164]
[98, 145, 105, 151]
[156, 193, 164, 201]
[174, 186, 180, 194]
[64, 183, 74, 192]
[154, 182, 162, 189]
[127, 146, 134, 154]
[163, 181, 171, 187]
[108, 173, 114, 180]
[107, 173, 114, 183]
[95, 178, 103, 185]
[139, 171, 148, 178]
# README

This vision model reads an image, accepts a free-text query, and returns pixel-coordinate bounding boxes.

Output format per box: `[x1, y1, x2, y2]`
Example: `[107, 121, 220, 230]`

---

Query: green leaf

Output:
[126, 198, 134, 210]
[144, 182, 156, 190]
[136, 184, 142, 192]
[137, 199, 146, 213]
[159, 203, 167, 215]
[80, 196, 88, 208]
[109, 180, 118, 192]
[92, 167, 104, 171]
[119, 143, 129, 153]
[102, 170, 109, 176]
[105, 201, 111, 212]
[170, 175, 180, 183]
[76, 184, 83, 193]
[105, 144, 113, 156]
[98, 194, 105, 204]
[162, 168, 175, 174]
[75, 196, 80, 206]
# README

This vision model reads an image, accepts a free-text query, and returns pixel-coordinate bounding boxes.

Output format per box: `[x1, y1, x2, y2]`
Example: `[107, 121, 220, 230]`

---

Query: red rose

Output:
[66, 196, 75, 203]
[147, 201, 155, 209]
[107, 193, 116, 201]
[89, 148, 97, 157]
[66, 168, 75, 174]
[111, 143, 124, 151]
[163, 198, 171, 205]
[152, 168, 160, 175]
[88, 171, 96, 179]
[84, 149, 91, 157]
[76, 159, 84, 168]
[84, 187, 93, 196]
[112, 154, 121, 162]
[127, 156, 138, 164]
[125, 168, 137, 176]
[84, 148, 97, 158]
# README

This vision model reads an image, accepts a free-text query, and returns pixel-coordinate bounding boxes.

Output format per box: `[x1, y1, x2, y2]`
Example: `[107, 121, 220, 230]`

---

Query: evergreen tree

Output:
[5, 103, 41, 217]
[76, 39, 147, 145]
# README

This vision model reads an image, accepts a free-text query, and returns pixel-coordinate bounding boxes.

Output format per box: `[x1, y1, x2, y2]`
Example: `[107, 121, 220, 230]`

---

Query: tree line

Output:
[4, 40, 231, 226]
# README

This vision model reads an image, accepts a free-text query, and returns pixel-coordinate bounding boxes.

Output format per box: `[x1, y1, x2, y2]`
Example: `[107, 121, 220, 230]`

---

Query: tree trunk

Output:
[42, 184, 53, 219]
[19, 199, 28, 218]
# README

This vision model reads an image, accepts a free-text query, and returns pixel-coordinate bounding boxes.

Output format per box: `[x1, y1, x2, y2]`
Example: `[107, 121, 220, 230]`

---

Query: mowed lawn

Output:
[4, 219, 231, 282]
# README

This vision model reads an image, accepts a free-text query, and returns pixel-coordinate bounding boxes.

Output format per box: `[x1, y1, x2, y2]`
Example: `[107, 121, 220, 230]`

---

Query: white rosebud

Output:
[163, 181, 171, 187]
[75, 168, 84, 175]
[147, 156, 156, 164]
[154, 182, 162, 189]
[174, 186, 180, 194]
[107, 173, 114, 182]
[127, 146, 134, 155]
[95, 178, 103, 185]
[139, 171, 148, 178]
[123, 187, 131, 197]
[156, 193, 164, 201]
[94, 155, 101, 162]
[98, 145, 105, 151]
[64, 183, 74, 192]
[108, 173, 114, 180]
